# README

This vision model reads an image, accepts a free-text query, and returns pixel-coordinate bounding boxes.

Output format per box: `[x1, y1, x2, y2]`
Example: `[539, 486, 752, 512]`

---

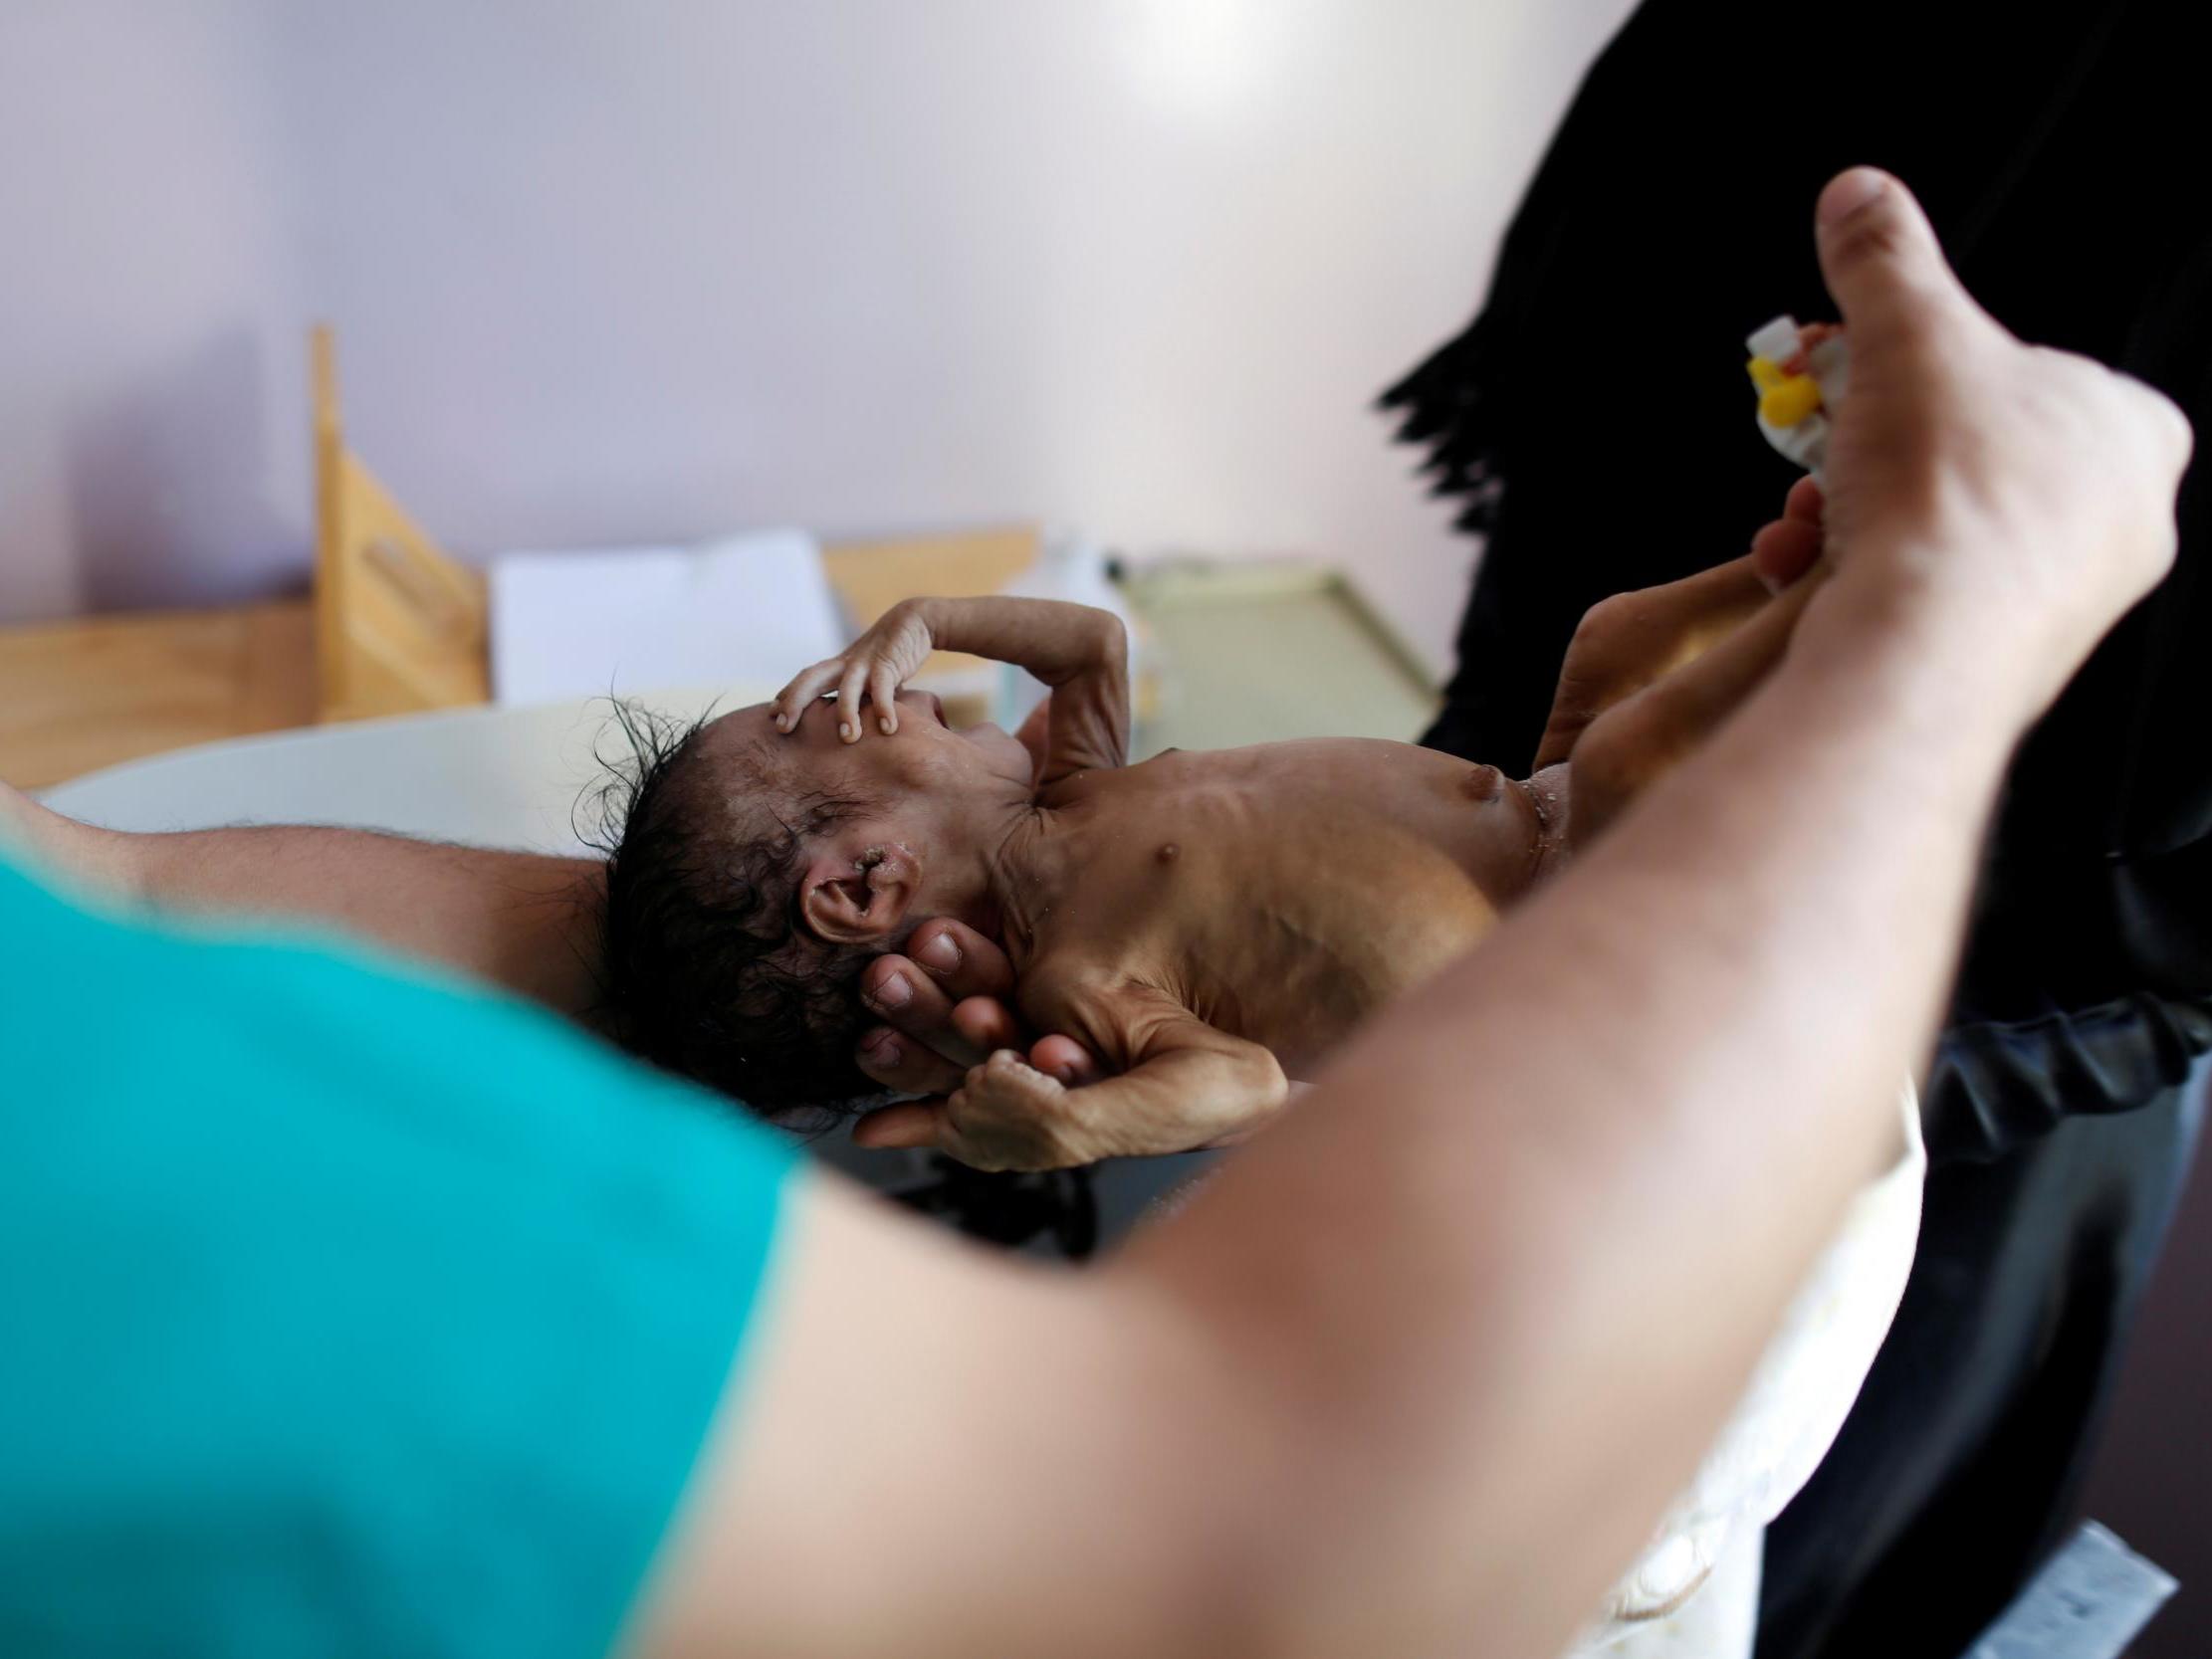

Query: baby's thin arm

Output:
[931, 1001, 1288, 1170]
[921, 597, 1130, 782]
[1566, 564, 1826, 846]
[1533, 482, 1829, 774]
[774, 595, 1128, 778]
[1533, 554, 1778, 773]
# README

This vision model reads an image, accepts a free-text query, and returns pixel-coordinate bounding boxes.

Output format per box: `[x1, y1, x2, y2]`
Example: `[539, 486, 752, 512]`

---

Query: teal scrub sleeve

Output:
[0, 856, 799, 1658]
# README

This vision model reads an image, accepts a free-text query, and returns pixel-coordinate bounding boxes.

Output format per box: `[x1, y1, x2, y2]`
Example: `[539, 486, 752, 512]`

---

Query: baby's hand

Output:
[939, 1050, 1096, 1173]
[774, 598, 938, 742]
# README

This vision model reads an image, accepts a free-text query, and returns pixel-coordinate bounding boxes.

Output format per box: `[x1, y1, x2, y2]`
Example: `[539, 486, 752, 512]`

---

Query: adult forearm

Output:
[1115, 580, 2019, 1656]
[0, 781, 137, 890]
[1, 783, 604, 1015]
[135, 827, 606, 1014]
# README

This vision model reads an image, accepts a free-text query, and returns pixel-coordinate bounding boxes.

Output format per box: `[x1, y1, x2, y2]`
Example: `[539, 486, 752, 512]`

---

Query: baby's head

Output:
[598, 692, 1032, 1121]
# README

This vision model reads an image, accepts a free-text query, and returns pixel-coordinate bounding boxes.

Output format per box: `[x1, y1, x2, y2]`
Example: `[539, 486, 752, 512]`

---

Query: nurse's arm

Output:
[0, 780, 604, 1016]
[651, 166, 2194, 1654]
[637, 570, 1998, 1657]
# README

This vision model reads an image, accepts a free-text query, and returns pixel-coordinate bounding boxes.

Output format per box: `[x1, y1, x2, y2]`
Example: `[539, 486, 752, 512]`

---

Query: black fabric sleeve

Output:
[1926, 994, 2212, 1168]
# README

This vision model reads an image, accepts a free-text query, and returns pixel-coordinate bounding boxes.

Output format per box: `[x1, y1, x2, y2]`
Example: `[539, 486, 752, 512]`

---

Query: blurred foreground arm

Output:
[637, 172, 2189, 1659]
[0, 782, 603, 1016]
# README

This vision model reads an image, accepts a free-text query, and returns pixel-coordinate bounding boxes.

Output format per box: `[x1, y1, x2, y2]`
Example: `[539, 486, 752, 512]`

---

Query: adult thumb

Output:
[1814, 168, 1979, 348]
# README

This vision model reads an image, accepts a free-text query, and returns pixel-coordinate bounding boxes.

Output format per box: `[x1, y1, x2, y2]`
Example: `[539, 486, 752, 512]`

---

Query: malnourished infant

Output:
[602, 535, 1820, 1168]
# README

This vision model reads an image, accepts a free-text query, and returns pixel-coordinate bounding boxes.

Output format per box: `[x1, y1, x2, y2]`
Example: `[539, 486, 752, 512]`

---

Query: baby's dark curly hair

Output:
[587, 702, 890, 1123]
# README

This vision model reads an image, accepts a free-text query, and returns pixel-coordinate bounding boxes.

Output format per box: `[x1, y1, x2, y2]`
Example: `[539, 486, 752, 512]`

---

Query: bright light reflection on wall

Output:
[1114, 0, 1330, 130]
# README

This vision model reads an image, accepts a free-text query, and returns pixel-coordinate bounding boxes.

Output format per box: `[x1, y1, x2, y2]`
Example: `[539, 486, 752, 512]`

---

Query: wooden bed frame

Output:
[310, 324, 1039, 724]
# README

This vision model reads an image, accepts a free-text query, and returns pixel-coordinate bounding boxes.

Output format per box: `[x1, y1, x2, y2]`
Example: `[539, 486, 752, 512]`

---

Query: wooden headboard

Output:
[310, 325, 1041, 724]
[311, 325, 491, 723]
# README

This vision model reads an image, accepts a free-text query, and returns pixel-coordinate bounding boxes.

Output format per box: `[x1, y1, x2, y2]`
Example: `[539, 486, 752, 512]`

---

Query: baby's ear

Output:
[798, 838, 921, 945]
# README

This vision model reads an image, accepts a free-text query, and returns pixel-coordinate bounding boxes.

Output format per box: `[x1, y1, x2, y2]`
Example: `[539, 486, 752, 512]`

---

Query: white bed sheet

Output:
[42, 687, 767, 850]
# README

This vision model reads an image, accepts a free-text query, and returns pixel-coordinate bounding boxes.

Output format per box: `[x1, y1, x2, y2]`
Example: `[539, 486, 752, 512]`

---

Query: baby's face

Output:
[704, 691, 1035, 806]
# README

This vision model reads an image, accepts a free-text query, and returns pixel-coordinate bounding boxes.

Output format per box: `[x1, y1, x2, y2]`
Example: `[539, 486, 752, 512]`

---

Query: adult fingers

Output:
[854, 1090, 1002, 1169]
[951, 995, 1023, 1056]
[902, 917, 1017, 1001]
[850, 1100, 952, 1150]
[854, 917, 1024, 1074]
[1814, 168, 1992, 357]
[1029, 1033, 1101, 1087]
[861, 920, 1025, 1079]
[856, 953, 988, 1073]
[853, 1020, 969, 1096]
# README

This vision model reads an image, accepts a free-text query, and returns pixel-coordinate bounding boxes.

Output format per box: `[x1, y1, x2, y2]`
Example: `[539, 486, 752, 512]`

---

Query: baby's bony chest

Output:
[1015, 786, 1498, 1058]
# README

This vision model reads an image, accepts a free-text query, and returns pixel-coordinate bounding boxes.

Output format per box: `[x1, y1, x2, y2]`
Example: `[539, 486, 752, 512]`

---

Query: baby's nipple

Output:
[1460, 764, 1505, 803]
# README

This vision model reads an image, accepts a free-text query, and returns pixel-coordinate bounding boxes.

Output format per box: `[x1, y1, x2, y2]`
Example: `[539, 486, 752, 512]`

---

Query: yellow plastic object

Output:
[1758, 373, 1824, 429]
[1746, 354, 1786, 392]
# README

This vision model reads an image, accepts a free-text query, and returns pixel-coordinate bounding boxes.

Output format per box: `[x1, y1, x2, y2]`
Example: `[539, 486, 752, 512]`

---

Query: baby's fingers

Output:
[1752, 516, 1824, 592]
[1782, 476, 1825, 525]
[869, 663, 901, 735]
[835, 658, 871, 742]
[774, 660, 844, 732]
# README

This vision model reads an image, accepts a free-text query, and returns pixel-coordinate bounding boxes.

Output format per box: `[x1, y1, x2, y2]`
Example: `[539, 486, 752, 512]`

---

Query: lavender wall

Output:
[0, 0, 1640, 674]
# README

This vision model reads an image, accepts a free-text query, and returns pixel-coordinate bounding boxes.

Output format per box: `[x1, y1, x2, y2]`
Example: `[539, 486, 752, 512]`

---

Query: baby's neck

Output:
[925, 791, 1055, 949]
[987, 809, 1076, 956]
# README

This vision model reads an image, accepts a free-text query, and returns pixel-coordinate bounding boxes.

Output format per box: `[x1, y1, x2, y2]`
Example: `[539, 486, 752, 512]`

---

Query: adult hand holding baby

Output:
[848, 916, 1098, 1108]
[1763, 168, 2186, 706]
[1552, 168, 2188, 784]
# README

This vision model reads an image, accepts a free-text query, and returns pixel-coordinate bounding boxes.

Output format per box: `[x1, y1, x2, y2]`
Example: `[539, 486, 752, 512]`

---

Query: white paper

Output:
[489, 526, 846, 707]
